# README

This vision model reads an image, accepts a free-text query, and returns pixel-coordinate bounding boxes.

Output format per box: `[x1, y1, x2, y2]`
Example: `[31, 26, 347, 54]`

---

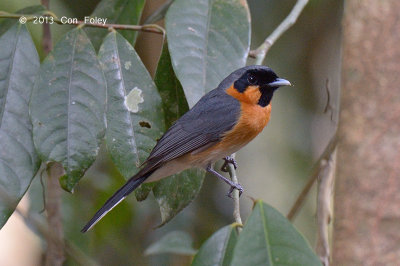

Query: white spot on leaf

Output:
[124, 61, 131, 70]
[124, 87, 144, 113]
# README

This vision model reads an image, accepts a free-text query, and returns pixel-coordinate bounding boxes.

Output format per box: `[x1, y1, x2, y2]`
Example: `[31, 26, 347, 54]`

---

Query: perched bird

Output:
[82, 65, 290, 232]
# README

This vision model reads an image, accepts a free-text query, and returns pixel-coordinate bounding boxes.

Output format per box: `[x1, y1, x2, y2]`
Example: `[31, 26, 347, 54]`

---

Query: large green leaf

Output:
[144, 230, 197, 256]
[231, 201, 322, 266]
[192, 224, 238, 266]
[166, 0, 251, 107]
[30, 28, 106, 192]
[0, 24, 40, 228]
[85, 0, 146, 50]
[152, 43, 204, 226]
[99, 30, 165, 181]
[0, 5, 46, 37]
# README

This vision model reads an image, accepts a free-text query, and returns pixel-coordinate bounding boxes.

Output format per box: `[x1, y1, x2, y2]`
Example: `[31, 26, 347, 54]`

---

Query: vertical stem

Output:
[227, 154, 242, 232]
[316, 149, 336, 266]
[45, 162, 65, 266]
[41, 0, 52, 54]
[39, 2, 64, 264]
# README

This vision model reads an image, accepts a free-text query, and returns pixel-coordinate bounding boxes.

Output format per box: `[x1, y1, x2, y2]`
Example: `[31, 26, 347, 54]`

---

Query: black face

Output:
[233, 66, 287, 107]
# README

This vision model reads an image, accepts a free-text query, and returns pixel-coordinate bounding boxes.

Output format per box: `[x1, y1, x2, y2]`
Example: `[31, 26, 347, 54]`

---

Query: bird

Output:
[81, 65, 291, 232]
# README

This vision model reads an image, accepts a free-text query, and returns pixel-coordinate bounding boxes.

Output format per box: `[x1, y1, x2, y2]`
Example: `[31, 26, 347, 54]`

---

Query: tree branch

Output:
[249, 0, 309, 65]
[0, 11, 165, 35]
[226, 154, 243, 232]
[45, 162, 65, 266]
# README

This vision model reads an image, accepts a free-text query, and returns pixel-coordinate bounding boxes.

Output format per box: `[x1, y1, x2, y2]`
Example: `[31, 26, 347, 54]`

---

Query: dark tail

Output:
[81, 171, 153, 232]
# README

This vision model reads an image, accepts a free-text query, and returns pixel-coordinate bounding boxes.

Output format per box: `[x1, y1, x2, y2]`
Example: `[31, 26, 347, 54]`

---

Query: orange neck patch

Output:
[226, 85, 261, 105]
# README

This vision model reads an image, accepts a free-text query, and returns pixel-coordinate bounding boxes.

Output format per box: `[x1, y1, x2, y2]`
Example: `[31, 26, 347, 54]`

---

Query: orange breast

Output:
[185, 85, 272, 167]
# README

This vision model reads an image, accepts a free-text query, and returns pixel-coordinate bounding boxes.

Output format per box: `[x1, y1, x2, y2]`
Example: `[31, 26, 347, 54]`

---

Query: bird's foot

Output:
[221, 156, 238, 172]
[227, 182, 243, 198]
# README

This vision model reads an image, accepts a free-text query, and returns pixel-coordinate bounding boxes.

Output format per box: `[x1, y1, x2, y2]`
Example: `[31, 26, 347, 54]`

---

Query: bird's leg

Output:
[207, 164, 243, 198]
[220, 155, 238, 172]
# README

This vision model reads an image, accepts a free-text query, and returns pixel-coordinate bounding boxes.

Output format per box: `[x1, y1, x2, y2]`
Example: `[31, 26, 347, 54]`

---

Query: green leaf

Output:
[144, 230, 197, 256]
[152, 43, 204, 226]
[192, 224, 238, 266]
[99, 31, 165, 181]
[85, 0, 146, 50]
[30, 28, 106, 192]
[231, 201, 322, 266]
[154, 43, 189, 127]
[166, 0, 251, 107]
[0, 5, 46, 37]
[153, 168, 203, 226]
[0, 24, 40, 228]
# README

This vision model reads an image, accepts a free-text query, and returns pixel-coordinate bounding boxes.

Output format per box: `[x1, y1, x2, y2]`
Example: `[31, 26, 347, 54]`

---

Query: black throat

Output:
[258, 88, 276, 107]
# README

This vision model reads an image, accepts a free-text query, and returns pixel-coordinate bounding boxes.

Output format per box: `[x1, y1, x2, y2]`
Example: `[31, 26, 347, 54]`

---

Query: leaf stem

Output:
[0, 11, 165, 35]
[249, 0, 309, 65]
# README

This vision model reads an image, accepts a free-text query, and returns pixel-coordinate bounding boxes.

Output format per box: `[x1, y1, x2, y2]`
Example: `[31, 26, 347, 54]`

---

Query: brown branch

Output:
[287, 134, 338, 221]
[249, 0, 309, 65]
[45, 162, 65, 266]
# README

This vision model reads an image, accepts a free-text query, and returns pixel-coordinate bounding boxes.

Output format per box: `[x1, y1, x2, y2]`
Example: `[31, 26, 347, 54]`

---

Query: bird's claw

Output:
[227, 183, 243, 198]
[221, 156, 238, 172]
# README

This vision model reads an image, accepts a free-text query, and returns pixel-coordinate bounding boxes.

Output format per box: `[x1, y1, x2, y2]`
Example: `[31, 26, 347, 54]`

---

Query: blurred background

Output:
[0, 0, 343, 265]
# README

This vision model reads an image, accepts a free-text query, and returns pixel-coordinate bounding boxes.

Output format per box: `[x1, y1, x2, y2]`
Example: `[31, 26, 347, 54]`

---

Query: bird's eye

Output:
[247, 74, 257, 84]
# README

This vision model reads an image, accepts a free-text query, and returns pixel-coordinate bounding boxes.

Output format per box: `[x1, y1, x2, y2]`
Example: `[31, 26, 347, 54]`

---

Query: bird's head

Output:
[226, 65, 291, 107]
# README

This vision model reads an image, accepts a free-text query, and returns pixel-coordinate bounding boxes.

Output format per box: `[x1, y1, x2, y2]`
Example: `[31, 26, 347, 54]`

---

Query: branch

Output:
[45, 162, 65, 266]
[249, 0, 309, 65]
[226, 154, 243, 232]
[0, 11, 165, 35]
[316, 148, 336, 266]
[287, 133, 338, 221]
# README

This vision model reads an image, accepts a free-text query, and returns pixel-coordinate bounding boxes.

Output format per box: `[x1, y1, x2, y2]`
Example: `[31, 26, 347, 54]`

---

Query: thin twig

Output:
[249, 0, 309, 65]
[0, 11, 165, 35]
[226, 154, 243, 232]
[316, 148, 336, 266]
[287, 134, 338, 221]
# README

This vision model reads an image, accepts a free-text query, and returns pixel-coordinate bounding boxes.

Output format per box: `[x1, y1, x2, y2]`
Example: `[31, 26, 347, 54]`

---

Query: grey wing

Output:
[145, 88, 240, 166]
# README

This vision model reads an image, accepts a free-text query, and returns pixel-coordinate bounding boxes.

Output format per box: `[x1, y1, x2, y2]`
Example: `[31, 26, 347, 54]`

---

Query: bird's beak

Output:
[268, 78, 291, 87]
